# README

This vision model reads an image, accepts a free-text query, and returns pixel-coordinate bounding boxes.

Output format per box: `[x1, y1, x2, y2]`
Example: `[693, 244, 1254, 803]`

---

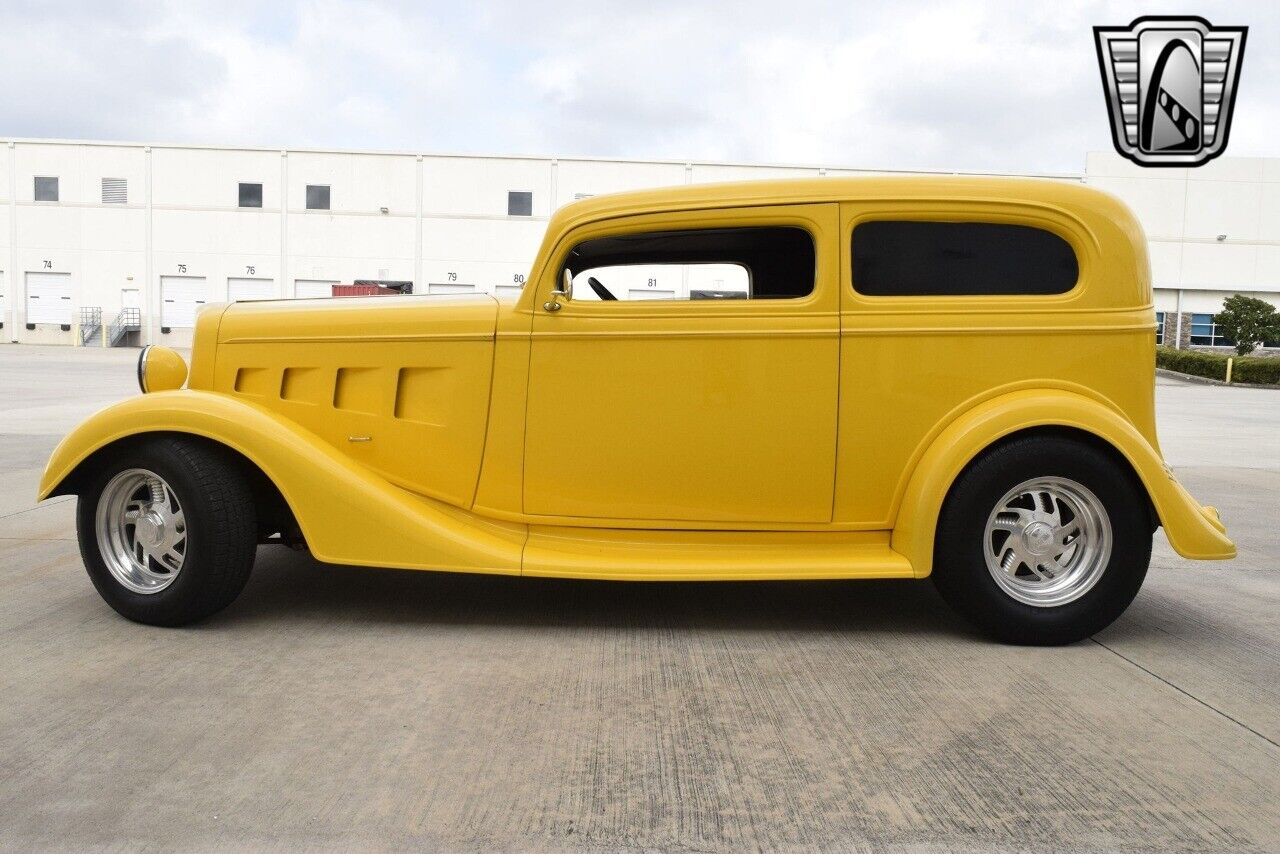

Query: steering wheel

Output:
[587, 276, 617, 301]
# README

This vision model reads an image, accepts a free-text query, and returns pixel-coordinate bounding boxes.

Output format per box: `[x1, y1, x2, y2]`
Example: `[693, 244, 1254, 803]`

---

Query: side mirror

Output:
[544, 268, 573, 312]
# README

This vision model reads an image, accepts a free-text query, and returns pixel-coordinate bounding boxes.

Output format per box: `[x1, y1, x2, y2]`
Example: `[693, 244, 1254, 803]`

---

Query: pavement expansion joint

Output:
[1090, 637, 1280, 751]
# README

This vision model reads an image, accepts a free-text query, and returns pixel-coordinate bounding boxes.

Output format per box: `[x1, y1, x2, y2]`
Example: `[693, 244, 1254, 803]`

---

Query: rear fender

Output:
[892, 389, 1235, 577]
[39, 391, 525, 574]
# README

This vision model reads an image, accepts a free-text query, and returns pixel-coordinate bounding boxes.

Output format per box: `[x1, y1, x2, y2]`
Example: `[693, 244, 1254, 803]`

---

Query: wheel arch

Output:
[39, 391, 526, 573]
[890, 389, 1235, 577]
[49, 430, 297, 544]
[953, 424, 1156, 518]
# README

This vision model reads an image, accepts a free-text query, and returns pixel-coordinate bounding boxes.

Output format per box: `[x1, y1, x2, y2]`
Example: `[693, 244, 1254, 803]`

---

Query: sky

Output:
[0, 0, 1275, 175]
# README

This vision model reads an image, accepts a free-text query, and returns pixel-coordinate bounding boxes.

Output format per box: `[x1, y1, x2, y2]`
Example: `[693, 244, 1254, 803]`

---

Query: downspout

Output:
[1174, 289, 1183, 349]
[7, 141, 17, 341]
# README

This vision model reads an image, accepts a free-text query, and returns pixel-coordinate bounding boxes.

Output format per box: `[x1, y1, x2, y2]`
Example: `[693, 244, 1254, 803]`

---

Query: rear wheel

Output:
[77, 437, 257, 626]
[931, 435, 1152, 645]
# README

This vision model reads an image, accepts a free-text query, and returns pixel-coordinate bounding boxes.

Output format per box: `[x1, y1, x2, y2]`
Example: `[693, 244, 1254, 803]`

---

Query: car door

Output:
[524, 203, 840, 525]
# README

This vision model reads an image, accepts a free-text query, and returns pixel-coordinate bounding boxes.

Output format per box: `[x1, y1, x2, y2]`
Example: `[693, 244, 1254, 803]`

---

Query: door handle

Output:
[543, 289, 567, 312]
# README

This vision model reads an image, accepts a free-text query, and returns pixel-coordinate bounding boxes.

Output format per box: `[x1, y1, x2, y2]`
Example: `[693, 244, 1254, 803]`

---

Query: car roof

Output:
[552, 175, 1130, 229]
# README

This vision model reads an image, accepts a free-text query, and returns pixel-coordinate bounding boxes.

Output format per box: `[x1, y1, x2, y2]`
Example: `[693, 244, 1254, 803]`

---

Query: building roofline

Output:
[0, 136, 1084, 180]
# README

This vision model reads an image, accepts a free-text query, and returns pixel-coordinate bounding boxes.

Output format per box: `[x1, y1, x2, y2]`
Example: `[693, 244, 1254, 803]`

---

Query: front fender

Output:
[40, 391, 525, 574]
[891, 389, 1235, 578]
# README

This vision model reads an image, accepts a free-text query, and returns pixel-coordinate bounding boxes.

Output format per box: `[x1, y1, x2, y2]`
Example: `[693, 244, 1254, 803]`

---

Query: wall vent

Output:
[101, 178, 127, 204]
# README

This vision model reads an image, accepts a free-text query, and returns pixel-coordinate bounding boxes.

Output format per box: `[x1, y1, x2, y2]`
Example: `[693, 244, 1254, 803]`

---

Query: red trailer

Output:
[331, 280, 413, 297]
[331, 284, 397, 297]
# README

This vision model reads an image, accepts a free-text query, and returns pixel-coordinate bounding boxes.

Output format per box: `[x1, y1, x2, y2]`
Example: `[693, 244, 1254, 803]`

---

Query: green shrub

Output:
[1233, 356, 1280, 385]
[1156, 347, 1227, 380]
[1156, 346, 1280, 385]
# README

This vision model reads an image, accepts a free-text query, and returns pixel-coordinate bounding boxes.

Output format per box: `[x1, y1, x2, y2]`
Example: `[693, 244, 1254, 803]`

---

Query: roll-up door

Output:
[160, 276, 208, 328]
[25, 272, 74, 325]
[227, 278, 276, 302]
[426, 282, 475, 295]
[294, 279, 338, 299]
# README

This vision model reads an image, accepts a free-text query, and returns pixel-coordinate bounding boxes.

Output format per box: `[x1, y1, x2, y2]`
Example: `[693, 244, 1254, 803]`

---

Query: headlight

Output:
[137, 345, 188, 393]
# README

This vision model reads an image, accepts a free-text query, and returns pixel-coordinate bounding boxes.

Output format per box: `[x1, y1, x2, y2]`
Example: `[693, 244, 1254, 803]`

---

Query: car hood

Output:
[214, 293, 501, 345]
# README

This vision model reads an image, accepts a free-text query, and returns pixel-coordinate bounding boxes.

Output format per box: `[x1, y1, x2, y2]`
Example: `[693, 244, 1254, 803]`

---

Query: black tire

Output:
[931, 434, 1152, 645]
[76, 436, 258, 627]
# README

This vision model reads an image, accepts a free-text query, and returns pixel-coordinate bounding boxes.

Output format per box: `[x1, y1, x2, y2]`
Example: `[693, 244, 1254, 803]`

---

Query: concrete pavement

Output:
[1, 346, 1277, 851]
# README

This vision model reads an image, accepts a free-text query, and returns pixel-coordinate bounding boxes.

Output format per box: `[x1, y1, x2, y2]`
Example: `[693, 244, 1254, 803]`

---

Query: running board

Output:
[522, 527, 913, 581]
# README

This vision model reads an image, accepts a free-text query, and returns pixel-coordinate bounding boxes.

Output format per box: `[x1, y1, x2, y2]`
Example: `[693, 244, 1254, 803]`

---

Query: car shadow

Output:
[211, 546, 978, 640]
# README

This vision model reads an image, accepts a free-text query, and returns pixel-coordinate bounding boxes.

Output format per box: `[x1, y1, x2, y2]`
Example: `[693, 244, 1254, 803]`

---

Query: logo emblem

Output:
[1094, 16, 1247, 167]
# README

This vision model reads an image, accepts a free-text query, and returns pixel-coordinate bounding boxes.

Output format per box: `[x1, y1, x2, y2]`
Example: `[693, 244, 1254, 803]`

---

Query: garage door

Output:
[0, 270, 7, 324]
[26, 272, 74, 325]
[161, 276, 208, 328]
[426, 282, 475, 295]
[294, 279, 338, 299]
[227, 278, 276, 302]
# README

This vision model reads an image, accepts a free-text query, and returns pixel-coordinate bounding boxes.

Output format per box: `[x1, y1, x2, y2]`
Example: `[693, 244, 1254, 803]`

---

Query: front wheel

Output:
[76, 437, 258, 626]
[931, 435, 1153, 645]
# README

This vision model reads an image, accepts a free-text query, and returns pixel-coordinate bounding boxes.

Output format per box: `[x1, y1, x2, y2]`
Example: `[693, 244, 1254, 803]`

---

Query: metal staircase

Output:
[78, 307, 102, 346]
[78, 306, 141, 347]
[106, 307, 141, 347]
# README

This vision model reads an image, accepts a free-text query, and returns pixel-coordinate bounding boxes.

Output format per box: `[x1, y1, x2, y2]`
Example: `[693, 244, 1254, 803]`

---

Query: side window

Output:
[851, 220, 1078, 296]
[564, 227, 814, 302]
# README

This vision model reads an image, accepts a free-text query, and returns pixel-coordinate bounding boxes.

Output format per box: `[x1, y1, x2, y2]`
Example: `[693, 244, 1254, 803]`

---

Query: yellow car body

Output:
[40, 176, 1235, 585]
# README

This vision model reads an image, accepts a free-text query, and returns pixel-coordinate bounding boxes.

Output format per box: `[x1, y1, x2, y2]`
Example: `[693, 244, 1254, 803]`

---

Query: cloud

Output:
[0, 3, 227, 142]
[0, 0, 1274, 173]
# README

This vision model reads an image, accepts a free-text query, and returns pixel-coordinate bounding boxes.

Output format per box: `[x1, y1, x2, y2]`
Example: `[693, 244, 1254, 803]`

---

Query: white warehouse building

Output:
[1, 139, 1277, 350]
[1084, 152, 1280, 351]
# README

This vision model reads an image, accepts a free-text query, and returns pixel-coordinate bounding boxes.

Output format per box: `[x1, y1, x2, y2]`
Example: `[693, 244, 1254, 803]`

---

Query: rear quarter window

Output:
[851, 220, 1079, 296]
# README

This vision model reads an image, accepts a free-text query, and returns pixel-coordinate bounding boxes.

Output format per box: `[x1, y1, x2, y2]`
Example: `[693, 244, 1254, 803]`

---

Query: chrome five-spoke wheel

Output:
[94, 468, 188, 594]
[983, 476, 1112, 608]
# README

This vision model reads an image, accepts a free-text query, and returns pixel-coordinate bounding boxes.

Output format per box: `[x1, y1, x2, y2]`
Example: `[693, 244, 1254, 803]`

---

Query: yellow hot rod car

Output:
[40, 177, 1234, 644]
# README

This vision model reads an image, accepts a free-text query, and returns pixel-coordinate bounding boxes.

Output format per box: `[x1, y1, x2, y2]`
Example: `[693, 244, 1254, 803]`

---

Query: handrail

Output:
[106, 307, 142, 347]
[79, 307, 102, 346]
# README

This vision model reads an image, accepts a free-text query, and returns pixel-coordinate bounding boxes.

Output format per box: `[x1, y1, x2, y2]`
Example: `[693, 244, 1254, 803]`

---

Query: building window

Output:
[1155, 311, 1165, 345]
[852, 220, 1078, 296]
[238, 182, 263, 208]
[306, 185, 330, 210]
[1189, 313, 1235, 347]
[101, 178, 127, 204]
[508, 191, 533, 216]
[34, 176, 59, 202]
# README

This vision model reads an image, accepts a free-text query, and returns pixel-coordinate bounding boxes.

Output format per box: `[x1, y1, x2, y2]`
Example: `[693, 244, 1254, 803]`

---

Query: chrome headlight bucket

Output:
[137, 345, 189, 393]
